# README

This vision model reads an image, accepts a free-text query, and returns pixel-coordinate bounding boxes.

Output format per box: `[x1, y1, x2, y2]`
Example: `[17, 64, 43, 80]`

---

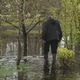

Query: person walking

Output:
[42, 16, 62, 70]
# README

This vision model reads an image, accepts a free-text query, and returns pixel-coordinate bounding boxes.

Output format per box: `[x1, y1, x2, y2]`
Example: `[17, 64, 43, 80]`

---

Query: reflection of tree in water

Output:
[18, 71, 28, 80]
[0, 39, 7, 56]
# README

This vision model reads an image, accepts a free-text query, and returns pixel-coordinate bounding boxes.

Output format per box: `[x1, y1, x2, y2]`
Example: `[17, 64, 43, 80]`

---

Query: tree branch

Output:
[26, 20, 43, 34]
[1, 18, 19, 29]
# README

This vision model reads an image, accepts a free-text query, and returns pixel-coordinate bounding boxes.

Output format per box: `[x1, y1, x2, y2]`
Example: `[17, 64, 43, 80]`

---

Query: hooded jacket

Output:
[42, 18, 62, 42]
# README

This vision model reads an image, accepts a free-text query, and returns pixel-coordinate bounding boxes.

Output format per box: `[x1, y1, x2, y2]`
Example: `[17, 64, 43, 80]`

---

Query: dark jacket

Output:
[42, 18, 62, 42]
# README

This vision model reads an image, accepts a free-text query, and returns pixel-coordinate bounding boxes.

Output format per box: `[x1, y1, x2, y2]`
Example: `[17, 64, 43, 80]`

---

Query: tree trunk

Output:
[17, 38, 22, 65]
[75, 44, 80, 62]
[0, 0, 1, 26]
[22, 24, 27, 62]
[69, 23, 73, 50]
[18, 0, 27, 62]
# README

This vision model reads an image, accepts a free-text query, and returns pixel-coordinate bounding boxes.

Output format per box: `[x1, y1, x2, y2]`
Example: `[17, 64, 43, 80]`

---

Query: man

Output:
[42, 16, 62, 69]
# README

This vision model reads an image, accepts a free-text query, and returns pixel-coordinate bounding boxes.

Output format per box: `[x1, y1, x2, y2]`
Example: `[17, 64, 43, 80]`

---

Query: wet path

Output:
[0, 56, 80, 80]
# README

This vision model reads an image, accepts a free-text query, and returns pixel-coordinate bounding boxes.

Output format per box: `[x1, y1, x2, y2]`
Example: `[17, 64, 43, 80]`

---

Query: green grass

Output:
[0, 30, 18, 36]
[0, 65, 16, 77]
[0, 63, 29, 77]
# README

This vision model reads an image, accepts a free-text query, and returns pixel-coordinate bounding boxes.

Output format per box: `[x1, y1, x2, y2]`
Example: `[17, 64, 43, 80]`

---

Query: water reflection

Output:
[42, 61, 57, 80]
[18, 71, 28, 80]
[0, 56, 80, 80]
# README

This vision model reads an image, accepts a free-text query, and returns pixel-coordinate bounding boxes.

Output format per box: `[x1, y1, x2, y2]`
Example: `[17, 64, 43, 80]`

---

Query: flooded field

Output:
[0, 38, 80, 80]
[0, 56, 80, 80]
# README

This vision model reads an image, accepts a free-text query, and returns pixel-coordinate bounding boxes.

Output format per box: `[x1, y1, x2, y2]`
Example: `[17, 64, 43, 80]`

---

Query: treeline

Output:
[0, 0, 80, 63]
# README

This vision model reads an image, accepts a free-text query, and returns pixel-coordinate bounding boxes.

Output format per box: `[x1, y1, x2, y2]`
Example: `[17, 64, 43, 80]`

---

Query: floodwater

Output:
[0, 41, 80, 80]
[0, 56, 80, 80]
[18, 56, 80, 80]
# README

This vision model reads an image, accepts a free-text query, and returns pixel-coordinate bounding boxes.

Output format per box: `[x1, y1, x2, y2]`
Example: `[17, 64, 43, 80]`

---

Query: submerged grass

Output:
[0, 63, 29, 77]
[0, 65, 16, 77]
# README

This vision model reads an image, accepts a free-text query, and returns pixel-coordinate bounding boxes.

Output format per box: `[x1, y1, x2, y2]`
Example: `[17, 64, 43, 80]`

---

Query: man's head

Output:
[47, 15, 52, 20]
[47, 14, 55, 21]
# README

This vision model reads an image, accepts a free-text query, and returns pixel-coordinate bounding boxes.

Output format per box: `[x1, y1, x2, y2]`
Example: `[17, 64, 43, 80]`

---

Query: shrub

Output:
[57, 48, 75, 70]
[57, 48, 75, 59]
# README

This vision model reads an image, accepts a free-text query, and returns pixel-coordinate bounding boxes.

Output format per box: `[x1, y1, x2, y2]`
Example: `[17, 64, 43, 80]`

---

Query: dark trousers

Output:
[43, 40, 58, 67]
